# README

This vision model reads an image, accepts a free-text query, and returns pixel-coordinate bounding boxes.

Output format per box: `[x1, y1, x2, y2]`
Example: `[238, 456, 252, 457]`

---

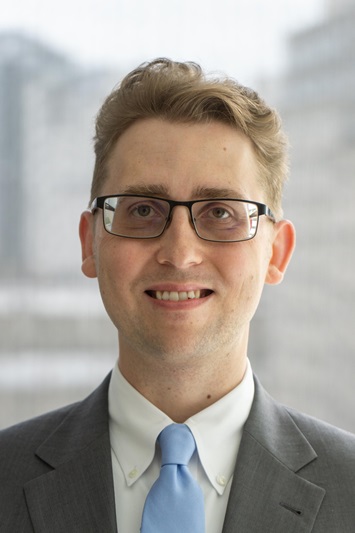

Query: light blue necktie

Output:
[141, 423, 205, 533]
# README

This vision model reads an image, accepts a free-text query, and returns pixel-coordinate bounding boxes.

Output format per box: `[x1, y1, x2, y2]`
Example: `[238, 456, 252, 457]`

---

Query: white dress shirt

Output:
[108, 359, 254, 533]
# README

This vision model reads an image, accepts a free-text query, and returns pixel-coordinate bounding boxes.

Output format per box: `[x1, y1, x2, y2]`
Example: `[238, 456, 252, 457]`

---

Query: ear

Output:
[266, 219, 296, 285]
[79, 210, 98, 278]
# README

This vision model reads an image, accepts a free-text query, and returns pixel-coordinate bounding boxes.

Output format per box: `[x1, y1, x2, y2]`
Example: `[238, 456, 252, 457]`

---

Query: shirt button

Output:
[128, 467, 139, 479]
[216, 474, 227, 487]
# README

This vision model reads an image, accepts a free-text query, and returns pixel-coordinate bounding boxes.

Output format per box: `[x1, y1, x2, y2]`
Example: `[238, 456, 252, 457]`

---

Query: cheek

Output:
[217, 245, 251, 279]
[95, 245, 136, 325]
[219, 246, 266, 299]
[96, 239, 146, 296]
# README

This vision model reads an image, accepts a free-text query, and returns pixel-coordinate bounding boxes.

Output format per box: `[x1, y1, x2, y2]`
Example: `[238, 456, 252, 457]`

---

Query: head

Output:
[91, 58, 288, 219]
[80, 59, 295, 392]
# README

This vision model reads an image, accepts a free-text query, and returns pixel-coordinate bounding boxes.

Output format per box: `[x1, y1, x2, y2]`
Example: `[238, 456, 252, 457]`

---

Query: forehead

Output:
[104, 118, 262, 200]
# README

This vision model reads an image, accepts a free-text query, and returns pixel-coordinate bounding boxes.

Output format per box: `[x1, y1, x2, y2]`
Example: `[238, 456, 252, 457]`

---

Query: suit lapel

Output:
[24, 374, 117, 533]
[222, 377, 325, 533]
[22, 372, 327, 532]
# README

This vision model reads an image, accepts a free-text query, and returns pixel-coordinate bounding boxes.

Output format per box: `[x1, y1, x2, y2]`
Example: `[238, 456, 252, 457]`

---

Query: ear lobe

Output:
[79, 211, 98, 279]
[266, 219, 296, 285]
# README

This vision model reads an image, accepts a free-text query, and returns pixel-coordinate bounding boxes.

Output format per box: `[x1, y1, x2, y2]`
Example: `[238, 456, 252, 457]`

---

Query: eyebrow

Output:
[120, 184, 170, 196]
[119, 183, 246, 199]
[192, 186, 246, 199]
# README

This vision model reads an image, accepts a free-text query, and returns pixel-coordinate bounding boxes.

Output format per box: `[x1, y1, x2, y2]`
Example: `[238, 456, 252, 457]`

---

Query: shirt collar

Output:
[108, 364, 171, 487]
[185, 359, 254, 494]
[108, 359, 254, 494]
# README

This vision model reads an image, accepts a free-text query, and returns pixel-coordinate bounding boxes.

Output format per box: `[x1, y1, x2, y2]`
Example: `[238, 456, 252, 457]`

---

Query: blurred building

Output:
[0, 32, 119, 280]
[1, 5, 355, 431]
[0, 33, 119, 428]
[252, 0, 355, 431]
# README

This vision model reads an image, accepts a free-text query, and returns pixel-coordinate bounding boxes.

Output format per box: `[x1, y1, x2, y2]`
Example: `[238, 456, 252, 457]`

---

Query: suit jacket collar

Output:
[222, 376, 325, 533]
[23, 372, 326, 533]
[24, 373, 117, 533]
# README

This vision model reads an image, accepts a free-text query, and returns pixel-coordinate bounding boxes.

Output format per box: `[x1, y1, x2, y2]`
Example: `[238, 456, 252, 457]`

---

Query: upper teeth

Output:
[155, 290, 201, 301]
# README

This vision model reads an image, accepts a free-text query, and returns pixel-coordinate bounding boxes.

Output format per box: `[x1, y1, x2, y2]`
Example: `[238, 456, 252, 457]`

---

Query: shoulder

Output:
[285, 405, 355, 462]
[0, 374, 112, 530]
[284, 407, 355, 530]
[0, 402, 80, 528]
[249, 375, 355, 471]
[0, 402, 78, 449]
[0, 402, 79, 488]
[0, 373, 111, 478]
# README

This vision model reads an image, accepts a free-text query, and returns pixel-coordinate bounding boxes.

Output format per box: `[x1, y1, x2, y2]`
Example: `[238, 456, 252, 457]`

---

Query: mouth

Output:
[146, 289, 213, 301]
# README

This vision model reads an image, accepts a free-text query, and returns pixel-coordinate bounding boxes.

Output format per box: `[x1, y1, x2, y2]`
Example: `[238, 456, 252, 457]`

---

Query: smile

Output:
[146, 289, 213, 301]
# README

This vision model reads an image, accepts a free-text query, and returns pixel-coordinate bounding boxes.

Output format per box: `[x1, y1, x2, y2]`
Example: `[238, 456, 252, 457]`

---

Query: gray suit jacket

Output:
[1, 374, 354, 532]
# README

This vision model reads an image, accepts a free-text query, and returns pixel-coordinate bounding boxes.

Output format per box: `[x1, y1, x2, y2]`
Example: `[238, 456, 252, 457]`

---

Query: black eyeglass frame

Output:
[90, 194, 276, 243]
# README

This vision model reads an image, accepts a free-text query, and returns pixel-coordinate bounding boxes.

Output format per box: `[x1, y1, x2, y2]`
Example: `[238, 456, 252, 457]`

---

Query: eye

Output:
[198, 202, 234, 221]
[135, 204, 154, 217]
[127, 199, 168, 220]
[195, 200, 249, 229]
[209, 206, 231, 219]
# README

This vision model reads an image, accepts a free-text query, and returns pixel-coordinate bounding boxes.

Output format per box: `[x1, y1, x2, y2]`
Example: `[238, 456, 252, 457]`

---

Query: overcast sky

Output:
[1, 0, 325, 85]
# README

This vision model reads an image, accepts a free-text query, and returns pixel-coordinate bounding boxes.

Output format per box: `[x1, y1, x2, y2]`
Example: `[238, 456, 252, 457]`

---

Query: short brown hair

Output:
[91, 58, 288, 218]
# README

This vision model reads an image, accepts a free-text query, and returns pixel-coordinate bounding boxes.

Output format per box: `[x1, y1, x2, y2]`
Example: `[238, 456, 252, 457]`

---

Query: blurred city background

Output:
[1, 0, 354, 430]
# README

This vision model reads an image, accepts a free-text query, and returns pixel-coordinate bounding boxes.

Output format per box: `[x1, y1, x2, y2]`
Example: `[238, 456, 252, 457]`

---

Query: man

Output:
[0, 58, 354, 532]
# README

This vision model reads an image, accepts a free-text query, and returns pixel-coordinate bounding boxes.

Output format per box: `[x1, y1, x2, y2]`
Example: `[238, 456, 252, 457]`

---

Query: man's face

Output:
[80, 119, 294, 371]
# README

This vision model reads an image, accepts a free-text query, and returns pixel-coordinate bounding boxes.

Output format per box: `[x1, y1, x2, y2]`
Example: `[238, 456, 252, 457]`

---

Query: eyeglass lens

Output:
[102, 196, 259, 242]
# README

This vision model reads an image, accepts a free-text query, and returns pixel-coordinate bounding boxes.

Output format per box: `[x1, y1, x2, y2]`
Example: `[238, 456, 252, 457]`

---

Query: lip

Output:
[145, 283, 211, 292]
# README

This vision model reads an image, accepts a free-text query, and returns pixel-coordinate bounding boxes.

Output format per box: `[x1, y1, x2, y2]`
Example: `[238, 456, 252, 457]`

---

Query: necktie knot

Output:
[159, 424, 195, 466]
[141, 423, 205, 532]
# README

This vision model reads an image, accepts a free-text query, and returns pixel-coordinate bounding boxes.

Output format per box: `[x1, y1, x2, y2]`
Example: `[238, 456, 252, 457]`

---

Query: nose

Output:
[155, 206, 204, 268]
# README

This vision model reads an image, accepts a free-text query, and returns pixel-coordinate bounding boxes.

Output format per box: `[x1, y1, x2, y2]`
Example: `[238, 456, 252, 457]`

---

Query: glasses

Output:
[90, 194, 275, 243]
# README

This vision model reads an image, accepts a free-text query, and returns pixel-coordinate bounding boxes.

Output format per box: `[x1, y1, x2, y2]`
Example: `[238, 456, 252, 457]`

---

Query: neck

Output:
[117, 341, 248, 422]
